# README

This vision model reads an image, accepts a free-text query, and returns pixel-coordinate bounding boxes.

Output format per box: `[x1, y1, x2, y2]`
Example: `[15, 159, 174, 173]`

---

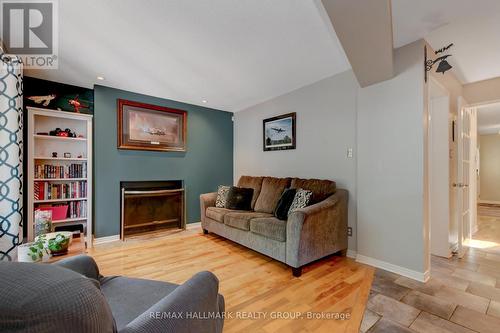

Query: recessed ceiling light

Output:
[202, 99, 208, 104]
[97, 76, 105, 81]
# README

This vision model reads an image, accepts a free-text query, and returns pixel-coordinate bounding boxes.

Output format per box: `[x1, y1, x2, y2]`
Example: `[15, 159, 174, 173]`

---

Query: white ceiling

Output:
[392, 0, 500, 84]
[25, 0, 350, 112]
[478, 103, 500, 135]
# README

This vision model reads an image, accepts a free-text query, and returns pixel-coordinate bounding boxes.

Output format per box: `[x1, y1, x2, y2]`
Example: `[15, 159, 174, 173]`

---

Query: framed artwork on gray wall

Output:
[117, 99, 187, 152]
[263, 112, 296, 151]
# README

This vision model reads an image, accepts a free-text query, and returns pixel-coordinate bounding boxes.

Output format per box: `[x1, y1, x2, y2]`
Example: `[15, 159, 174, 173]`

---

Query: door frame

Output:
[455, 98, 477, 258]
[427, 78, 452, 258]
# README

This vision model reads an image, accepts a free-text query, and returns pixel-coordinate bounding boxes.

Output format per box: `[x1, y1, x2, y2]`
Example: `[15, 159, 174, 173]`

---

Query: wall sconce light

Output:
[425, 43, 454, 82]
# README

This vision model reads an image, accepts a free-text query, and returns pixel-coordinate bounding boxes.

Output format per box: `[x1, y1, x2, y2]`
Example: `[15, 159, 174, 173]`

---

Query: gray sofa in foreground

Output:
[0, 255, 224, 333]
[201, 176, 348, 277]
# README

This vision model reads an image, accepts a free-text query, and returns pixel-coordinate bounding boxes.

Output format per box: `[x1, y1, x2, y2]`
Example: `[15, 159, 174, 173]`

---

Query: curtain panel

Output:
[0, 52, 23, 261]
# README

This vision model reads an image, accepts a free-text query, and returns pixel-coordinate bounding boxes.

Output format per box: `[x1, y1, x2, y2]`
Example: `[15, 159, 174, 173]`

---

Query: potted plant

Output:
[18, 235, 48, 262]
[47, 234, 70, 256]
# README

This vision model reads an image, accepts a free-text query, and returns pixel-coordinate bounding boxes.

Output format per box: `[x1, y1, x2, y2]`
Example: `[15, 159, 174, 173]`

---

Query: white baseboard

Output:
[478, 200, 500, 205]
[187, 222, 201, 230]
[347, 249, 357, 259]
[93, 234, 120, 245]
[356, 254, 429, 282]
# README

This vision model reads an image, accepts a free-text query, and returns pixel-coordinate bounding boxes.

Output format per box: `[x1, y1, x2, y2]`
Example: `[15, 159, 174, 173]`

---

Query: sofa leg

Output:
[292, 266, 302, 277]
[339, 249, 348, 257]
[203, 229, 209, 235]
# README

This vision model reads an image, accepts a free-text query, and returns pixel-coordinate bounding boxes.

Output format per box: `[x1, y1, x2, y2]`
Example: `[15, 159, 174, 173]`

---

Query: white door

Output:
[456, 104, 476, 257]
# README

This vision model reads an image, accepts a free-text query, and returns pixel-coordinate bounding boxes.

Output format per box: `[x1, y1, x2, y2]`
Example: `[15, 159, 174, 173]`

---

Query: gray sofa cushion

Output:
[206, 207, 232, 223]
[101, 276, 178, 331]
[250, 217, 287, 242]
[0, 261, 116, 333]
[224, 211, 272, 231]
[290, 178, 336, 204]
[237, 176, 264, 209]
[254, 177, 291, 213]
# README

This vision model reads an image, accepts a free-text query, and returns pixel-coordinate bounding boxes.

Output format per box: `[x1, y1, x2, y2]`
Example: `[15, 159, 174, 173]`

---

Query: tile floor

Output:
[361, 207, 500, 333]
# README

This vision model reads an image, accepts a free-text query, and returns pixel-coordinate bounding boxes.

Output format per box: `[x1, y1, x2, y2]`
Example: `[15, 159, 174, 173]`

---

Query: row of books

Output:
[34, 181, 87, 200]
[68, 200, 87, 219]
[34, 163, 87, 179]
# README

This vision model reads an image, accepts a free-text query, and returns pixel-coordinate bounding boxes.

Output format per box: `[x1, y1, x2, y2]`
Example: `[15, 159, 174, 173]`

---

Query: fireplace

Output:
[120, 180, 185, 239]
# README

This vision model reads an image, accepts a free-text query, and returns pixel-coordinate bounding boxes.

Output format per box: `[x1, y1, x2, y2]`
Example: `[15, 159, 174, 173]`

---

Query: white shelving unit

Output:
[27, 107, 93, 247]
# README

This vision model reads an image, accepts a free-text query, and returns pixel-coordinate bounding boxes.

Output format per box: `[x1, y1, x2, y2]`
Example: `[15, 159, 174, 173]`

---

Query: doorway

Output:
[428, 78, 453, 258]
[467, 102, 500, 253]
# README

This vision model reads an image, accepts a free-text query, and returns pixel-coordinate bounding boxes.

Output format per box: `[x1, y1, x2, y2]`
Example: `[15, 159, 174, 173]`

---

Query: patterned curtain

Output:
[0, 51, 23, 261]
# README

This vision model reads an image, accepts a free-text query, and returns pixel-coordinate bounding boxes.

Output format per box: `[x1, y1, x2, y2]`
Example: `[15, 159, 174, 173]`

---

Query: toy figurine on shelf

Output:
[49, 128, 77, 137]
[27, 94, 56, 107]
[68, 95, 90, 113]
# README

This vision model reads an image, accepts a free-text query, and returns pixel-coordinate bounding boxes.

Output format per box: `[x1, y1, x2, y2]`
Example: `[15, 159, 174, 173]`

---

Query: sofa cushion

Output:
[274, 188, 297, 220]
[250, 217, 287, 242]
[237, 176, 264, 209]
[254, 177, 291, 213]
[206, 207, 232, 223]
[225, 186, 253, 211]
[288, 189, 313, 216]
[101, 276, 178, 331]
[224, 211, 272, 231]
[215, 185, 230, 208]
[290, 178, 336, 204]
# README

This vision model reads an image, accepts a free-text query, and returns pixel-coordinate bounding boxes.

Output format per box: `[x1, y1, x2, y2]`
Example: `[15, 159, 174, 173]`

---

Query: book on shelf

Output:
[68, 200, 87, 219]
[34, 181, 87, 200]
[37, 202, 87, 220]
[35, 163, 87, 179]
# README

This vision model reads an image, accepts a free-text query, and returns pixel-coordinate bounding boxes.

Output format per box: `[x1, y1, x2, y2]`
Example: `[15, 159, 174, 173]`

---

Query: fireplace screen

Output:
[121, 181, 184, 239]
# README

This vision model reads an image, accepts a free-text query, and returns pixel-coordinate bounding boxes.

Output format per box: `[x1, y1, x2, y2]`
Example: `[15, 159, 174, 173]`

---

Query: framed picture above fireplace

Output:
[117, 99, 187, 152]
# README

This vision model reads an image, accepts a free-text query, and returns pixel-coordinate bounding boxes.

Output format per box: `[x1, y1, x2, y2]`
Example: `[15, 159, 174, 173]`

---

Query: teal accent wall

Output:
[94, 85, 233, 237]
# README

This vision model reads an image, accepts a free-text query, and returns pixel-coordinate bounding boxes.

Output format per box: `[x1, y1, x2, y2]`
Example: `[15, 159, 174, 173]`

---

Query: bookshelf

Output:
[27, 107, 93, 247]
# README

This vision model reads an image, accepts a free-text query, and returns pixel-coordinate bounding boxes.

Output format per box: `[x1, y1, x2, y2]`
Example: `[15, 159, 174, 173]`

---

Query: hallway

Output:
[361, 206, 500, 332]
[474, 204, 500, 251]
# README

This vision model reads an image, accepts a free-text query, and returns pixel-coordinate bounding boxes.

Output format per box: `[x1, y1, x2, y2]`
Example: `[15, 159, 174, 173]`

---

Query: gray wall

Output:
[357, 40, 427, 275]
[480, 134, 500, 202]
[234, 71, 359, 252]
[233, 41, 430, 278]
[94, 85, 233, 237]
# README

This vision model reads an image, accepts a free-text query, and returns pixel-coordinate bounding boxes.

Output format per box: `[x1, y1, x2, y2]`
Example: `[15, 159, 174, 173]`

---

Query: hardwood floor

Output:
[88, 226, 374, 333]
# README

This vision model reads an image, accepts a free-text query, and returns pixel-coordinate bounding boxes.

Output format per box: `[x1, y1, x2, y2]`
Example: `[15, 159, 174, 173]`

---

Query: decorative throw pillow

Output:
[274, 188, 297, 220]
[225, 186, 254, 211]
[288, 189, 313, 216]
[215, 185, 230, 208]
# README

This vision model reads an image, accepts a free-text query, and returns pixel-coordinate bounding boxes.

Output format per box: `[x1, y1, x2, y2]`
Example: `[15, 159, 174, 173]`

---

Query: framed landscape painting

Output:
[263, 112, 296, 151]
[117, 99, 187, 152]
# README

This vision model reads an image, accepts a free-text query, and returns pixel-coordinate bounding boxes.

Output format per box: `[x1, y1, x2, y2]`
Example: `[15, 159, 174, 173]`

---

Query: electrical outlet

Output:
[347, 227, 352, 237]
[347, 148, 353, 158]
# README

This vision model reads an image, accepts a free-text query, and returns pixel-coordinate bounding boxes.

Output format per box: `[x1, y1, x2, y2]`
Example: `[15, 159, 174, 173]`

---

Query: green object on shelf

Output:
[48, 234, 70, 255]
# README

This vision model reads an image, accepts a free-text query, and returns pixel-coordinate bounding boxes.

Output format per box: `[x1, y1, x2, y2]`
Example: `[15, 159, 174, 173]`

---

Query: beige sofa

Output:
[200, 176, 348, 276]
